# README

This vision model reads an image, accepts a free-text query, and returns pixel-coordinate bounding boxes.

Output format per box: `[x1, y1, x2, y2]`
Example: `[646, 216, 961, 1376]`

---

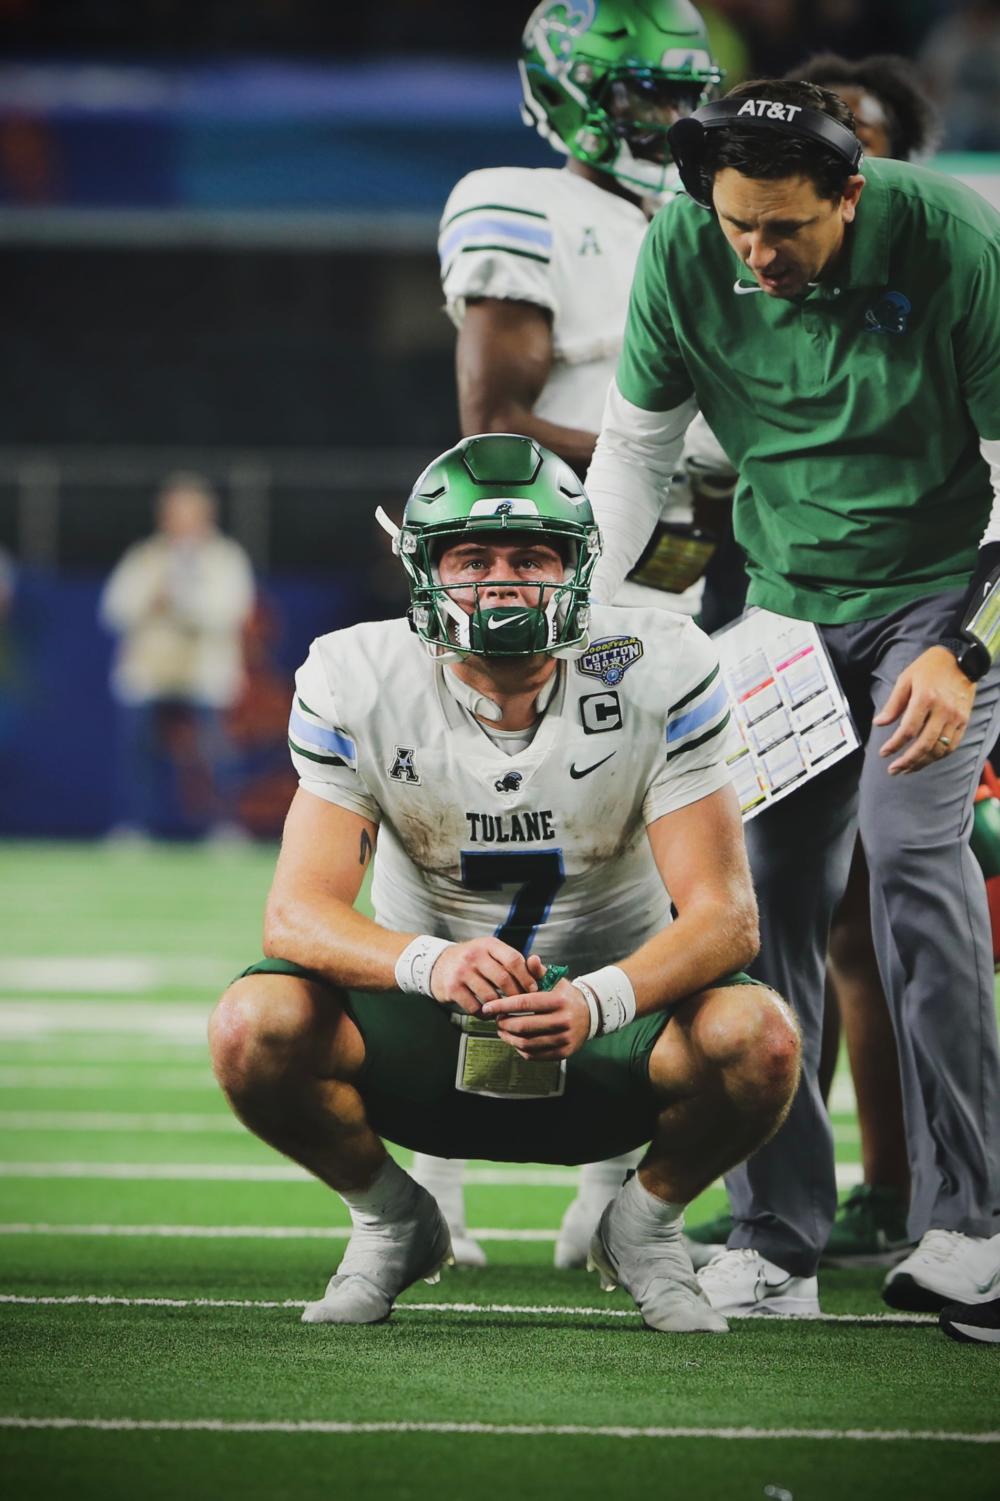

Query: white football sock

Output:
[339, 1156, 420, 1228]
[614, 1169, 685, 1233]
[409, 1154, 468, 1232]
[577, 1149, 644, 1204]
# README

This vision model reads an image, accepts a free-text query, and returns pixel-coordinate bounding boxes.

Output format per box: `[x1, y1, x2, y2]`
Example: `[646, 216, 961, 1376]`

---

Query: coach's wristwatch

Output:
[940, 635, 992, 683]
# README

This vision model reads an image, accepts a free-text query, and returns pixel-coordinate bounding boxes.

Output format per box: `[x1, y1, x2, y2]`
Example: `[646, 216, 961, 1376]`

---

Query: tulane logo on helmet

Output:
[376, 434, 601, 665]
[519, 0, 722, 200]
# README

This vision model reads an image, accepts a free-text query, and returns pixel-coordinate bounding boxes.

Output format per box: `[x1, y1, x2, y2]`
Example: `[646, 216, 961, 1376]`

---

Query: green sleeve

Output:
[956, 235, 1000, 441]
[615, 205, 695, 414]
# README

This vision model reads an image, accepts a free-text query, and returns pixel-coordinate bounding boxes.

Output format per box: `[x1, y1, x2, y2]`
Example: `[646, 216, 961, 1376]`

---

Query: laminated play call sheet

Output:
[712, 608, 860, 821]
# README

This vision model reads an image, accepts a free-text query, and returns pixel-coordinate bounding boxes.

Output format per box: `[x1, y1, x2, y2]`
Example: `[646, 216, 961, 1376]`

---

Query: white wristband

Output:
[573, 965, 637, 1039]
[394, 935, 453, 998]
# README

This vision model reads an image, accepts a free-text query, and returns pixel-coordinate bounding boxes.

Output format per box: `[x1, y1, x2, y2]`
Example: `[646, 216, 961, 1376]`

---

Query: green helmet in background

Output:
[378, 435, 601, 661]
[519, 0, 722, 199]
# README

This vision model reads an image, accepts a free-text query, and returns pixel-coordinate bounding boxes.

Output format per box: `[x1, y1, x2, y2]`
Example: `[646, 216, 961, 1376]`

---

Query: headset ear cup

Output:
[667, 116, 713, 207]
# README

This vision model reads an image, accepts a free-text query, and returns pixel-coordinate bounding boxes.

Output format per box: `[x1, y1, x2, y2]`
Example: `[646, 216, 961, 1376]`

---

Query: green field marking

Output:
[2, 842, 997, 1501]
[0, 1301, 995, 1441]
[0, 1236, 940, 1317]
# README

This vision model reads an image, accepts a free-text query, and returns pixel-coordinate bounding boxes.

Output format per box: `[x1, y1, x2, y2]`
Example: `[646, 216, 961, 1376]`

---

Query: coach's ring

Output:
[937, 735, 952, 747]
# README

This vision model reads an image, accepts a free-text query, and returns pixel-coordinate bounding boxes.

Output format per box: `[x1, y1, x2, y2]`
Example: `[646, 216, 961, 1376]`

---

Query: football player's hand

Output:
[874, 646, 975, 775]
[481, 979, 591, 1060]
[430, 939, 540, 1015]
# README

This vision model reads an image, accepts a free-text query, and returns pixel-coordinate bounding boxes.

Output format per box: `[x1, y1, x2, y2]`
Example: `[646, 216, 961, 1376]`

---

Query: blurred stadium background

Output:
[2, 8, 1000, 1498]
[0, 0, 999, 839]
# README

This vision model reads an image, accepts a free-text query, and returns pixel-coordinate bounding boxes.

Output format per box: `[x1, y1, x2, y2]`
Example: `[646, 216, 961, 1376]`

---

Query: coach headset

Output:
[667, 96, 864, 208]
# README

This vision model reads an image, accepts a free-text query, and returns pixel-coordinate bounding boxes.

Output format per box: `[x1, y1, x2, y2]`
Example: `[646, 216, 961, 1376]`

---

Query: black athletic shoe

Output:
[939, 1294, 1000, 1344]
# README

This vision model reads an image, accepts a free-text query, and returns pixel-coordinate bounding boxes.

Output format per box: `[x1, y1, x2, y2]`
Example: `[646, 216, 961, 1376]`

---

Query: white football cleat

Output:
[696, 1248, 819, 1316]
[449, 1233, 488, 1270]
[588, 1200, 729, 1333]
[302, 1182, 453, 1325]
[684, 1235, 727, 1272]
[883, 1230, 1000, 1312]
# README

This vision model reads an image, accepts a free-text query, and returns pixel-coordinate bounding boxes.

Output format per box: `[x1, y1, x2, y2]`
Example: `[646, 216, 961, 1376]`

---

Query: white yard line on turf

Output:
[0, 958, 227, 993]
[0, 1069, 216, 1090]
[0, 1223, 559, 1241]
[0, 1110, 866, 1144]
[0, 1293, 938, 1325]
[0, 1001, 210, 1037]
[0, 1417, 989, 1442]
[0, 1160, 870, 1189]
[0, 1113, 240, 1134]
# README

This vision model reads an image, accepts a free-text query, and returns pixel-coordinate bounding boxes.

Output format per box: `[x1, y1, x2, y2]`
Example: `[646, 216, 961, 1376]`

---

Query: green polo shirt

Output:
[617, 157, 1000, 623]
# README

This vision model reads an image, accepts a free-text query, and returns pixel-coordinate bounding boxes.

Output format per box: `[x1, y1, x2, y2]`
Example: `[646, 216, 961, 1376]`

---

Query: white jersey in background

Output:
[288, 608, 733, 977]
[439, 165, 733, 614]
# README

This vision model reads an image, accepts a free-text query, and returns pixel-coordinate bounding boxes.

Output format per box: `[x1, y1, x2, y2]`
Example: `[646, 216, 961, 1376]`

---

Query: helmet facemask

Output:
[520, 1, 723, 201]
[380, 434, 602, 665]
[404, 523, 596, 662]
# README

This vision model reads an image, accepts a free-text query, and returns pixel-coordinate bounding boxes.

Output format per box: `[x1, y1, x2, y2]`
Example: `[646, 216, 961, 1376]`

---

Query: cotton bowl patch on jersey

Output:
[577, 635, 644, 687]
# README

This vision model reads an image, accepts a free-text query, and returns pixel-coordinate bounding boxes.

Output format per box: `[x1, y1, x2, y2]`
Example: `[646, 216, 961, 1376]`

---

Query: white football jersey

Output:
[288, 607, 734, 975]
[439, 165, 734, 615]
[440, 166, 649, 432]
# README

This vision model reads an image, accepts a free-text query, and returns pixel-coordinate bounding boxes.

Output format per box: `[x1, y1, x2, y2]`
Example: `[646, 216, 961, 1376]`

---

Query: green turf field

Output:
[0, 841, 997, 1501]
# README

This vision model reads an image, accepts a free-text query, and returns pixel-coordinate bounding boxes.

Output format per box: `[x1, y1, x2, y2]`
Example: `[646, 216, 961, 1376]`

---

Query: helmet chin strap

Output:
[607, 141, 682, 202]
[374, 505, 401, 553]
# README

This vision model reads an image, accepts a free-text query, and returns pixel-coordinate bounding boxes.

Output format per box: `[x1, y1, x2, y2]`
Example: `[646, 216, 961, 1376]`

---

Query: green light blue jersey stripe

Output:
[289, 737, 348, 768]
[665, 710, 731, 763]
[441, 201, 549, 231]
[669, 663, 720, 717]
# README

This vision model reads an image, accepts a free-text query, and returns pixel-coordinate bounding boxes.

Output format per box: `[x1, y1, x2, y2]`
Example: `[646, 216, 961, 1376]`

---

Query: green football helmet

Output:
[520, 0, 722, 199]
[377, 435, 601, 661]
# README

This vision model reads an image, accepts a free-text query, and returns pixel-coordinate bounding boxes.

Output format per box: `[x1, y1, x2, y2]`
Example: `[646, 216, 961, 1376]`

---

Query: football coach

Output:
[585, 78, 1000, 1317]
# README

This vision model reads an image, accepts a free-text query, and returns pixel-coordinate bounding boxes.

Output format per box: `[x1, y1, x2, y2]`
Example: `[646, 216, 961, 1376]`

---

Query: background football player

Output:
[429, 0, 741, 1269]
[208, 434, 801, 1332]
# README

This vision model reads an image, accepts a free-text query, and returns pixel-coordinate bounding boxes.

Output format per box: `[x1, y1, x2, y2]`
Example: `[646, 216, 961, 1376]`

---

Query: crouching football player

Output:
[209, 435, 800, 1333]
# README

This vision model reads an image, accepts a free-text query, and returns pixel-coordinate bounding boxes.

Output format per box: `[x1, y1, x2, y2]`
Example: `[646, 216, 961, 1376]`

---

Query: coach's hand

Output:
[430, 938, 539, 1015]
[482, 978, 591, 1061]
[874, 646, 975, 776]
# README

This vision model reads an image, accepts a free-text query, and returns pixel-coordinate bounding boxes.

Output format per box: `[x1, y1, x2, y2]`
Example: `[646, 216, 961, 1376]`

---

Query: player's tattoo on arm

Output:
[359, 829, 373, 867]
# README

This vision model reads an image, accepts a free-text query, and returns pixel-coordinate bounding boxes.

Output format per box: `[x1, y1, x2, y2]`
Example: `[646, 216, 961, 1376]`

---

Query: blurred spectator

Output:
[99, 473, 254, 842]
[789, 52, 941, 159]
[919, 0, 1000, 150]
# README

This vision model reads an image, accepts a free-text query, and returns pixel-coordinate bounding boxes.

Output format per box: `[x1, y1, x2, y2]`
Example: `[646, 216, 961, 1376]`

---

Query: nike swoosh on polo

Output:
[733, 280, 763, 295]
[569, 752, 616, 780]
[487, 613, 531, 630]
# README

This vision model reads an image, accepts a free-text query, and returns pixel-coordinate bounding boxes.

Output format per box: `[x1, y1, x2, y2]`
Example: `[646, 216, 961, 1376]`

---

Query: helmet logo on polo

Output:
[494, 771, 524, 794]
[864, 291, 911, 336]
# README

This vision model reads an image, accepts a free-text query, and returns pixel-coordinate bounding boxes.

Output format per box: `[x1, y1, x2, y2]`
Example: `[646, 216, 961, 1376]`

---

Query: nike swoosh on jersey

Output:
[569, 752, 617, 780]
[487, 613, 531, 630]
[733, 280, 763, 295]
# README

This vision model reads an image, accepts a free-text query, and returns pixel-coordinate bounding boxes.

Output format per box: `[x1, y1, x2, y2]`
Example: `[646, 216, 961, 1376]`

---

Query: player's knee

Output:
[699, 986, 800, 1097]
[208, 977, 319, 1094]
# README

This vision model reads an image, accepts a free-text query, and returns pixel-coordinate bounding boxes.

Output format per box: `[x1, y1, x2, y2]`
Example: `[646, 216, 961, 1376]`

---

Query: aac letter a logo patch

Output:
[388, 746, 420, 784]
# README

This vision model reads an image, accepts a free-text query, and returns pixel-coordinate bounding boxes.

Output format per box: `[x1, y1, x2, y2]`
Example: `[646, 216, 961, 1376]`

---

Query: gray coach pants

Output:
[728, 589, 1000, 1277]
